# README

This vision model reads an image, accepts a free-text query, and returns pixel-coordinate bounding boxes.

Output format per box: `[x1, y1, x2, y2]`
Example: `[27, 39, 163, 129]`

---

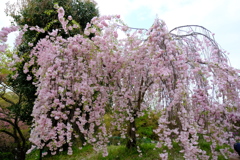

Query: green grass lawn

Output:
[26, 143, 184, 160]
[25, 140, 234, 160]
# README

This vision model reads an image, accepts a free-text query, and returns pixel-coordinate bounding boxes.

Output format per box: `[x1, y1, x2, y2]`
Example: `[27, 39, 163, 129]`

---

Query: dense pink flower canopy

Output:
[1, 7, 240, 159]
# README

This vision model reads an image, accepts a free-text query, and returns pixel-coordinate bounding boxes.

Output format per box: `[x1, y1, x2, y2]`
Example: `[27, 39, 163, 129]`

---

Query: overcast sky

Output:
[1, 0, 240, 68]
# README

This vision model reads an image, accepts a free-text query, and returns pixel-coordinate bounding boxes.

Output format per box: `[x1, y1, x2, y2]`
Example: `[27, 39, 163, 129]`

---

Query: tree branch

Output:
[0, 95, 16, 105]
[0, 117, 15, 127]
[0, 129, 18, 140]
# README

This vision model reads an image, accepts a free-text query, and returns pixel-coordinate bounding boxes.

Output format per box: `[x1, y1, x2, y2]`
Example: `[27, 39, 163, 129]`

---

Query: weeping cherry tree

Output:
[1, 6, 240, 159]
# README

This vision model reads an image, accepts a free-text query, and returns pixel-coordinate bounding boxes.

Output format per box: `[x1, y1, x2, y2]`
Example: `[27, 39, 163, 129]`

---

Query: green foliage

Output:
[9, 0, 99, 43]
[197, 136, 234, 160]
[8, 65, 36, 124]
[0, 49, 13, 78]
[103, 110, 160, 148]
[135, 111, 160, 140]
[25, 148, 40, 160]
[0, 151, 14, 160]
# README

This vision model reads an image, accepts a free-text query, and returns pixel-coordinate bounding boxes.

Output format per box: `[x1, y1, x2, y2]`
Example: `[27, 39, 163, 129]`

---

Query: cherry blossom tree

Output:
[5, 0, 99, 125]
[2, 6, 240, 159]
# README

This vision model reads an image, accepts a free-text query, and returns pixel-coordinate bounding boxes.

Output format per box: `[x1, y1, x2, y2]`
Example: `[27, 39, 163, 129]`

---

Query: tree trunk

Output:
[39, 149, 43, 160]
[126, 119, 137, 149]
[16, 148, 26, 160]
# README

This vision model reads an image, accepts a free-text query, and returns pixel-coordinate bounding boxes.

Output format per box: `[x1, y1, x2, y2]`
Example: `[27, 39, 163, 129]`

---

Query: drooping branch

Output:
[0, 129, 18, 140]
[169, 25, 215, 45]
[169, 25, 228, 61]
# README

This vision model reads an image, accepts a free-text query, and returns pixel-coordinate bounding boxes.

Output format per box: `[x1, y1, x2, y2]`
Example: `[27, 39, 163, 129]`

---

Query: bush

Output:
[0, 149, 14, 160]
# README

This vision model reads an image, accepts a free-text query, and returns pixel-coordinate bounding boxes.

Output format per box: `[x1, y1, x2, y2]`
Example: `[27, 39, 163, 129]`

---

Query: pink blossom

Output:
[73, 24, 79, 28]
[159, 153, 168, 160]
[58, 7, 65, 18]
[101, 21, 108, 27]
[68, 16, 72, 20]
[113, 31, 118, 38]
[28, 42, 33, 47]
[84, 30, 90, 36]
[27, 75, 32, 81]
[68, 26, 73, 30]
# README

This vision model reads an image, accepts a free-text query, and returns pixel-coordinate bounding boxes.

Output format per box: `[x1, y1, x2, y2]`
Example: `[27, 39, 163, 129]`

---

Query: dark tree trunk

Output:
[79, 111, 90, 146]
[39, 149, 43, 160]
[126, 119, 137, 149]
[16, 148, 26, 160]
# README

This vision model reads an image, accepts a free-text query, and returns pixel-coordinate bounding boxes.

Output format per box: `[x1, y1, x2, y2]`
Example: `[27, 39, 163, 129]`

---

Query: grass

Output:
[25, 140, 234, 160]
[26, 143, 184, 160]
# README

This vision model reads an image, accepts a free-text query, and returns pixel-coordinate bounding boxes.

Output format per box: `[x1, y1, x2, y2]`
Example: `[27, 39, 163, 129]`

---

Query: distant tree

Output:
[0, 81, 30, 160]
[5, 0, 99, 124]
